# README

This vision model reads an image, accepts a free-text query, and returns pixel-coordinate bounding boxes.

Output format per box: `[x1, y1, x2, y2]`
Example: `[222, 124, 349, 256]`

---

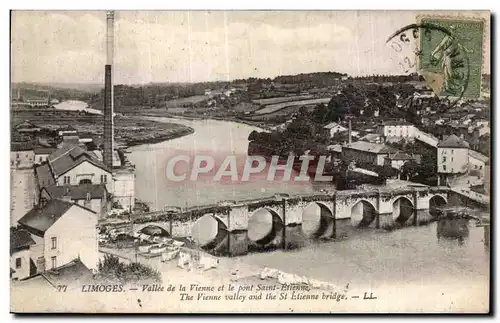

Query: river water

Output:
[57, 101, 490, 311]
[127, 116, 316, 210]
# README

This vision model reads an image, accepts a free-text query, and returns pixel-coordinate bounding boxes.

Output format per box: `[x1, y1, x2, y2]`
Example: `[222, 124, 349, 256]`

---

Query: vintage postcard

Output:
[9, 10, 490, 313]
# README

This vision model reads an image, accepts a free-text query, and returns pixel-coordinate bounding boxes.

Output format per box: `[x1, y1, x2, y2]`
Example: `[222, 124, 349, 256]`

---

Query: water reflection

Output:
[436, 217, 491, 252]
[437, 218, 470, 245]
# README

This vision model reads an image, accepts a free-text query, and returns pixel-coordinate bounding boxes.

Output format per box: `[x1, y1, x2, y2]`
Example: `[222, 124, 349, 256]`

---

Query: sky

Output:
[11, 10, 490, 85]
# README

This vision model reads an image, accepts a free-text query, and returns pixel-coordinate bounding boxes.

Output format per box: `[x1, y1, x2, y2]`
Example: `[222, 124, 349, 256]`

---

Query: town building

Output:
[39, 184, 109, 218]
[359, 133, 383, 144]
[11, 143, 35, 169]
[468, 150, 489, 178]
[10, 227, 36, 280]
[34, 147, 57, 165]
[15, 120, 41, 133]
[379, 120, 418, 143]
[35, 144, 113, 193]
[57, 125, 77, 137]
[437, 135, 470, 185]
[342, 141, 395, 166]
[384, 152, 416, 170]
[327, 144, 342, 160]
[17, 199, 99, 273]
[323, 122, 347, 138]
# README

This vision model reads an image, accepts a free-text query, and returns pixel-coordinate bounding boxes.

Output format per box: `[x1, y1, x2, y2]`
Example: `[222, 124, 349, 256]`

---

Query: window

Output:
[451, 157, 454, 162]
[51, 256, 57, 269]
[51, 237, 57, 250]
[443, 165, 447, 171]
[100, 174, 107, 184]
[480, 165, 483, 170]
[39, 157, 43, 162]
[63, 176, 70, 184]
[15, 258, 21, 269]
[442, 157, 446, 162]
[16, 153, 19, 158]
[451, 150, 454, 154]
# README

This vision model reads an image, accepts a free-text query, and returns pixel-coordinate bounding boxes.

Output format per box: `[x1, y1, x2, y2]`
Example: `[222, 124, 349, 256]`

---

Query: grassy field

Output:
[242, 104, 318, 121]
[252, 95, 314, 105]
[254, 97, 331, 115]
[162, 95, 209, 108]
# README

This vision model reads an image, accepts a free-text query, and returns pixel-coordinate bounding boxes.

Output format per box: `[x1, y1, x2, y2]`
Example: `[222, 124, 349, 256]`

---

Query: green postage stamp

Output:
[418, 16, 485, 99]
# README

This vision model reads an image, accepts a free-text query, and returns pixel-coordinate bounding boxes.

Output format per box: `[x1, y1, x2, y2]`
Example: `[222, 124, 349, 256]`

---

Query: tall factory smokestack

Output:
[103, 10, 115, 169]
[348, 118, 352, 145]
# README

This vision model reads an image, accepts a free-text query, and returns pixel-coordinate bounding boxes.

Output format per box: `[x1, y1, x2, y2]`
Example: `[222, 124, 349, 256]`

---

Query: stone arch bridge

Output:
[125, 186, 449, 256]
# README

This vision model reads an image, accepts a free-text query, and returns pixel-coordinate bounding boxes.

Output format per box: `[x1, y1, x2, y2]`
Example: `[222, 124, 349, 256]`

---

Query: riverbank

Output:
[13, 107, 195, 150]
[122, 109, 271, 132]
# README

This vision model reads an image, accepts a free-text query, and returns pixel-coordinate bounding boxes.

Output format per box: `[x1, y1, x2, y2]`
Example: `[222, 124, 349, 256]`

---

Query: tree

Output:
[95, 254, 161, 284]
[401, 160, 420, 180]
[417, 153, 437, 180]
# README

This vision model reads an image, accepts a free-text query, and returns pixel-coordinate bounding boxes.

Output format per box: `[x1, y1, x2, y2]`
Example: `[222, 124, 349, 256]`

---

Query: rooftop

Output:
[437, 134, 470, 149]
[386, 152, 415, 161]
[42, 184, 107, 200]
[33, 147, 57, 155]
[48, 145, 110, 177]
[382, 119, 415, 126]
[468, 149, 489, 162]
[344, 141, 394, 154]
[324, 122, 347, 130]
[10, 227, 35, 253]
[18, 199, 95, 237]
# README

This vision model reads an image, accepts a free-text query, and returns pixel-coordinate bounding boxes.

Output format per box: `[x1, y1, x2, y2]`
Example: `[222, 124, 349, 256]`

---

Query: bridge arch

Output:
[429, 194, 447, 217]
[301, 202, 334, 238]
[191, 214, 228, 252]
[137, 225, 171, 237]
[350, 199, 377, 227]
[248, 208, 283, 246]
[392, 196, 414, 224]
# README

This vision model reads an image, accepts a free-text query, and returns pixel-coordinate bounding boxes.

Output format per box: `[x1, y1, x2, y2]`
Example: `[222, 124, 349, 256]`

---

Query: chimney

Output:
[103, 10, 115, 169]
[348, 118, 352, 145]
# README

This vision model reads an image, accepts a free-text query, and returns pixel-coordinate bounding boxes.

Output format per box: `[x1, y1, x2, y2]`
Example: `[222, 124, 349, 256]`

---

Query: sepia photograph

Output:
[9, 9, 491, 313]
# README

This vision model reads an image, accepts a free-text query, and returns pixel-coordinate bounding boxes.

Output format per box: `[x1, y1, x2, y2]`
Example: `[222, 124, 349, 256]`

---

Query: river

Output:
[56, 101, 490, 311]
[127, 116, 316, 210]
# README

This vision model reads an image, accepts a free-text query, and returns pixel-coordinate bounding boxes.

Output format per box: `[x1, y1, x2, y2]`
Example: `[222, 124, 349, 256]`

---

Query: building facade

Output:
[18, 199, 99, 273]
[380, 120, 418, 143]
[437, 135, 470, 174]
[10, 227, 36, 280]
[342, 141, 394, 166]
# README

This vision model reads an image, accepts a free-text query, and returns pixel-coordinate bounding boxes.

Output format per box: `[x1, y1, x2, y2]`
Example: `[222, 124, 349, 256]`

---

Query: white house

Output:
[17, 199, 99, 273]
[437, 134, 470, 174]
[37, 145, 113, 193]
[323, 122, 347, 138]
[380, 120, 418, 142]
[468, 150, 489, 178]
[10, 227, 36, 280]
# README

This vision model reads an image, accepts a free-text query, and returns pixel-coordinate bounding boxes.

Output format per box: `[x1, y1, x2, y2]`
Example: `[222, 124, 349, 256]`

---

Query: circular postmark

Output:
[385, 22, 472, 114]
